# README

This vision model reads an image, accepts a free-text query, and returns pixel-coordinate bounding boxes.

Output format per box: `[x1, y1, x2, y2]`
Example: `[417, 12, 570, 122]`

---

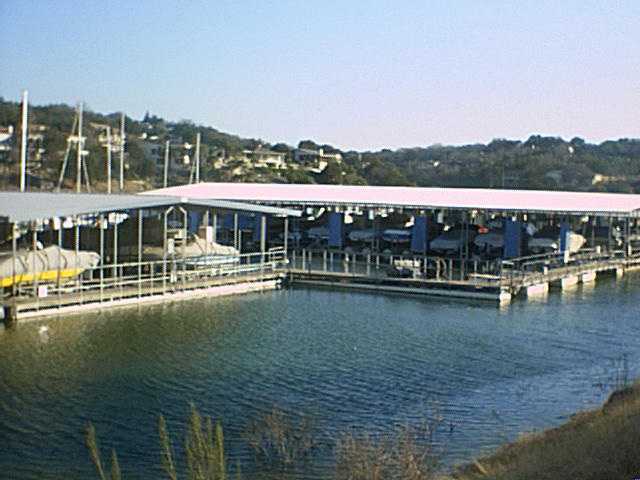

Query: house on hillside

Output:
[292, 147, 342, 173]
[0, 126, 14, 162]
[140, 134, 193, 176]
[242, 146, 287, 169]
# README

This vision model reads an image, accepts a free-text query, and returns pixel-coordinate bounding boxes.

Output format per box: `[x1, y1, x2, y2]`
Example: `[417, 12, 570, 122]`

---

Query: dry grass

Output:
[450, 382, 640, 480]
[335, 420, 443, 480]
[243, 406, 316, 465]
[85, 384, 640, 480]
[84, 423, 122, 480]
[86, 404, 228, 480]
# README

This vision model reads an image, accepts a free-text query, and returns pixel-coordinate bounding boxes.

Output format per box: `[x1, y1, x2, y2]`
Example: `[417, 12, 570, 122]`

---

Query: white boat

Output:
[143, 234, 240, 266]
[381, 229, 411, 243]
[0, 245, 100, 287]
[528, 231, 585, 254]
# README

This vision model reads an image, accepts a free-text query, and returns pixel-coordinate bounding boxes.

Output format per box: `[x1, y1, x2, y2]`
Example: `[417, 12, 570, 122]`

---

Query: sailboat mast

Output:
[106, 126, 112, 194]
[119, 112, 125, 191]
[76, 102, 83, 193]
[19, 90, 28, 192]
[195, 132, 201, 183]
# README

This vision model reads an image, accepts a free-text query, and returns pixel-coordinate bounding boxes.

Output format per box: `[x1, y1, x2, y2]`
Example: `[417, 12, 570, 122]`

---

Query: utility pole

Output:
[119, 112, 125, 191]
[195, 132, 201, 183]
[76, 102, 83, 193]
[163, 140, 170, 188]
[106, 126, 112, 194]
[19, 90, 28, 192]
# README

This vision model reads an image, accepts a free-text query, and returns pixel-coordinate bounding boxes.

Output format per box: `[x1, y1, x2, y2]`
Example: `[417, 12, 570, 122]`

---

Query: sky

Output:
[1, 0, 639, 151]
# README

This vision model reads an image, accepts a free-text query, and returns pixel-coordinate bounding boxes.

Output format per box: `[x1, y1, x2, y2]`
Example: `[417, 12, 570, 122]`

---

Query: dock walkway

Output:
[287, 248, 640, 304]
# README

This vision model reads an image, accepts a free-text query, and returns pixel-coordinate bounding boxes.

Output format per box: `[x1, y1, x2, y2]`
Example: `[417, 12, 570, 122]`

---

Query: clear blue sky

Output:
[1, 0, 638, 151]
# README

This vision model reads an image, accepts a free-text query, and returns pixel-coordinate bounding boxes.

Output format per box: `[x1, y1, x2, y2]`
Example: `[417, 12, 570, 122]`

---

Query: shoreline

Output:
[448, 381, 640, 479]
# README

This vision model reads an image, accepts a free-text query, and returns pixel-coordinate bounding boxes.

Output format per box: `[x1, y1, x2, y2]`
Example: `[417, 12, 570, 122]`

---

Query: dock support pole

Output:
[162, 208, 169, 294]
[260, 214, 266, 277]
[138, 209, 143, 298]
[283, 217, 289, 258]
[57, 222, 62, 307]
[233, 213, 239, 251]
[32, 225, 38, 299]
[459, 215, 465, 281]
[75, 217, 81, 305]
[99, 215, 104, 303]
[3, 303, 18, 328]
[212, 212, 218, 243]
[181, 207, 187, 290]
[113, 220, 119, 297]
[11, 223, 18, 298]
[625, 218, 631, 257]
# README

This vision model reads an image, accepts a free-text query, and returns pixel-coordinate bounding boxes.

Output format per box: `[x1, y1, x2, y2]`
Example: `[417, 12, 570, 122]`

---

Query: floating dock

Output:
[2, 185, 640, 325]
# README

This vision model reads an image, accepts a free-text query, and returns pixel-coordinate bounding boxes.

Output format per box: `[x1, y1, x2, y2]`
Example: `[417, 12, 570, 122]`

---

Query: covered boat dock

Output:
[148, 183, 640, 303]
[0, 191, 300, 325]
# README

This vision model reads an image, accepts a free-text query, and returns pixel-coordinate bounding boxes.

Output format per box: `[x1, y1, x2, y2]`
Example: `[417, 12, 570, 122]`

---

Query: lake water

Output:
[1, 273, 639, 479]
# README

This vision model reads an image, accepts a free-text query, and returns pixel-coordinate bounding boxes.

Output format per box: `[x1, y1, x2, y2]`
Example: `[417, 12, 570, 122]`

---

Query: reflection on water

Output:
[1, 274, 639, 479]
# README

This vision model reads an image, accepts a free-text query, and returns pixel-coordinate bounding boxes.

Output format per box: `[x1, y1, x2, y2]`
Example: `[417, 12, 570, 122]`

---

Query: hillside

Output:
[1, 98, 640, 193]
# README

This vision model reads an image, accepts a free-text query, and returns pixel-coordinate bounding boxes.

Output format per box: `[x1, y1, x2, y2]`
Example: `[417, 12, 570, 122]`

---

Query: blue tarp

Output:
[559, 222, 570, 252]
[253, 215, 267, 242]
[411, 216, 429, 253]
[504, 219, 521, 258]
[188, 211, 201, 234]
[328, 212, 343, 248]
[223, 214, 253, 230]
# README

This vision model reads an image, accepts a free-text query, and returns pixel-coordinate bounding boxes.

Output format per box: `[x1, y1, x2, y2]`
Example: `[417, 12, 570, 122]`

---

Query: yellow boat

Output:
[0, 246, 100, 288]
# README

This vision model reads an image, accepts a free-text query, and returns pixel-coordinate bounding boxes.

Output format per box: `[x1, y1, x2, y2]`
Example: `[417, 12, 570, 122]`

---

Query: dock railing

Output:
[288, 246, 636, 290]
[11, 247, 288, 310]
[499, 248, 628, 288]
[288, 248, 503, 285]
